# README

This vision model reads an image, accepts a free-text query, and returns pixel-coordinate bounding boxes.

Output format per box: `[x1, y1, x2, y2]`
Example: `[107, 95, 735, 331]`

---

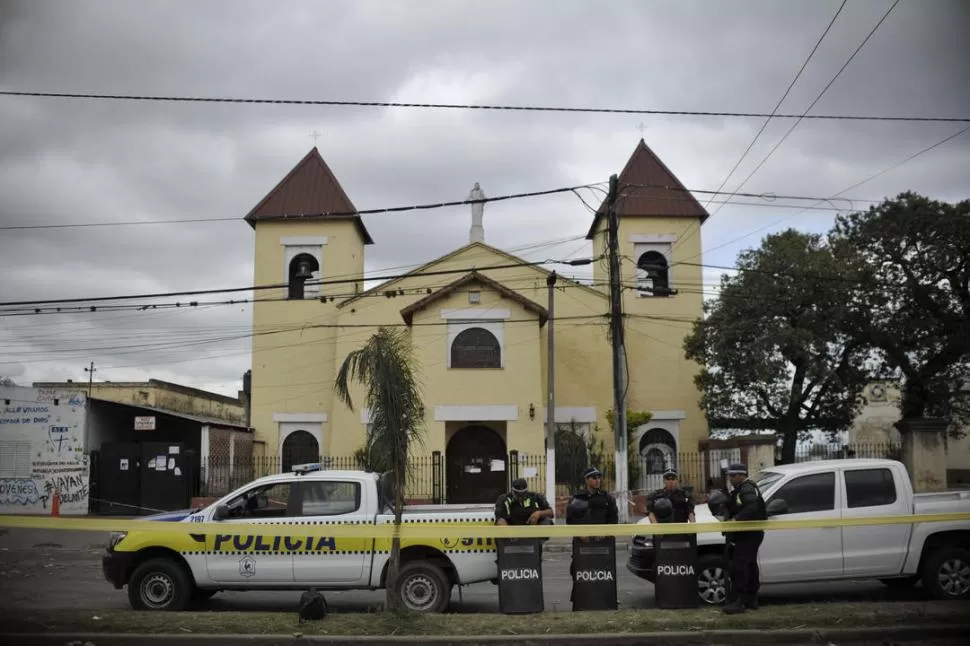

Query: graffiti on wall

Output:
[0, 386, 89, 515]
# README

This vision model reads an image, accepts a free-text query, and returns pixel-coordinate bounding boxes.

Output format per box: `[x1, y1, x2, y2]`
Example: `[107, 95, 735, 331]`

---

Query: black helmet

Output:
[651, 496, 674, 520]
[510, 478, 528, 493]
[707, 490, 729, 515]
[565, 496, 589, 521]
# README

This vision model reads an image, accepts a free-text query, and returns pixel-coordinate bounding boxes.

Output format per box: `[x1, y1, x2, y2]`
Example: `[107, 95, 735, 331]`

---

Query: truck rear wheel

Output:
[127, 558, 193, 611]
[920, 546, 970, 601]
[394, 562, 452, 613]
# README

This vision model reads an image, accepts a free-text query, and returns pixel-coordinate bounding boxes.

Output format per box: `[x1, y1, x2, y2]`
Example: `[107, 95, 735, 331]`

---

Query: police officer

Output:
[494, 478, 554, 526]
[647, 469, 695, 525]
[566, 467, 619, 529]
[721, 463, 767, 614]
[565, 467, 619, 604]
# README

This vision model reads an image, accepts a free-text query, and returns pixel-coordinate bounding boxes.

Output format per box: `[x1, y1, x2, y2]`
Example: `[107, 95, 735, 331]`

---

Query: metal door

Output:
[446, 425, 507, 504]
[140, 442, 190, 512]
[97, 443, 142, 515]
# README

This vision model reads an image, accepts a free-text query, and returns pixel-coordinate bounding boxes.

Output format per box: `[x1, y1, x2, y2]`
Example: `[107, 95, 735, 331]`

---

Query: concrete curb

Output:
[6, 625, 969, 645]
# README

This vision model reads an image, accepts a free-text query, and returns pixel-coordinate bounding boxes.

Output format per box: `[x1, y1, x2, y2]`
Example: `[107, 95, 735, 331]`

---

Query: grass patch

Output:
[1, 602, 968, 636]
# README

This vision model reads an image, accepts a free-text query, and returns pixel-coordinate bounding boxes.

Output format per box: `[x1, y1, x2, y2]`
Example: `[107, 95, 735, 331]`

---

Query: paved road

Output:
[0, 527, 929, 614]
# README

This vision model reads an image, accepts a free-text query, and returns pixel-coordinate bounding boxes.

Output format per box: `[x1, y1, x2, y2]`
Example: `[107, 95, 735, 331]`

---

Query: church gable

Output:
[399, 271, 549, 326]
[338, 241, 606, 310]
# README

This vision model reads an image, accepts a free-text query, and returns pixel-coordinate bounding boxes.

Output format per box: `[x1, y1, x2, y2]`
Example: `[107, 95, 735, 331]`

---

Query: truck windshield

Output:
[753, 471, 784, 491]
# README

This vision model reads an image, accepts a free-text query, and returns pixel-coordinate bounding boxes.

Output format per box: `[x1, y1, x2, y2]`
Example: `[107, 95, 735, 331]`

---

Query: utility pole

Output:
[544, 271, 558, 509]
[84, 361, 96, 397]
[606, 174, 630, 523]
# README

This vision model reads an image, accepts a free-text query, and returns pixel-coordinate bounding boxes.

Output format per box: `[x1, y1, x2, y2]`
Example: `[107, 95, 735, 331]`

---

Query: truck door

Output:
[758, 471, 844, 582]
[840, 466, 909, 577]
[205, 480, 297, 584]
[292, 478, 369, 584]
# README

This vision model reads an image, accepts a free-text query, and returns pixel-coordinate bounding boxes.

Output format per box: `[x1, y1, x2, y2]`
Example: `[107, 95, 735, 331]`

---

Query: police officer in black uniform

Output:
[647, 469, 695, 525]
[721, 462, 767, 614]
[565, 467, 619, 604]
[494, 478, 554, 526]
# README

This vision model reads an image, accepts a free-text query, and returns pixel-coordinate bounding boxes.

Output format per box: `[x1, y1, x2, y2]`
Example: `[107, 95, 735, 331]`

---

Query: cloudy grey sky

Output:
[1, 0, 968, 397]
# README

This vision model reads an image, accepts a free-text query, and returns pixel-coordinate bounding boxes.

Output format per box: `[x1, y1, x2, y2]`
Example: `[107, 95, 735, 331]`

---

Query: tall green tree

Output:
[334, 326, 425, 611]
[829, 192, 970, 434]
[683, 230, 871, 464]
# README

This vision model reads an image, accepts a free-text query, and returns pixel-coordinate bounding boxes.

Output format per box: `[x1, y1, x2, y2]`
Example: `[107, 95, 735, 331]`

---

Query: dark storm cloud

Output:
[1, 0, 968, 395]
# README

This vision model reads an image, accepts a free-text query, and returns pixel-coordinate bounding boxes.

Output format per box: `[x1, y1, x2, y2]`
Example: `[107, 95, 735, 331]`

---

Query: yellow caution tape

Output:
[1, 512, 969, 539]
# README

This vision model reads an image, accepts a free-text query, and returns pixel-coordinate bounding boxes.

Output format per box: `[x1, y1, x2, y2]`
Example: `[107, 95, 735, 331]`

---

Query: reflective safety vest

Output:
[504, 495, 538, 525]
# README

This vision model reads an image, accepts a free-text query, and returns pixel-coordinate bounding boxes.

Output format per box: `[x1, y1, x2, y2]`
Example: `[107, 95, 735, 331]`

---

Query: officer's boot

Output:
[721, 595, 746, 614]
[743, 593, 759, 610]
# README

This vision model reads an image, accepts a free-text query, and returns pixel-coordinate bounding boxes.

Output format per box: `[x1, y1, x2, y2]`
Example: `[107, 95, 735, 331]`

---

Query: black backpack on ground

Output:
[298, 587, 327, 622]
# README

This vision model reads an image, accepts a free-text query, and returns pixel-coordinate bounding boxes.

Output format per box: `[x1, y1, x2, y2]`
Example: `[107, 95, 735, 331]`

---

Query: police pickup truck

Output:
[627, 458, 970, 604]
[103, 464, 498, 613]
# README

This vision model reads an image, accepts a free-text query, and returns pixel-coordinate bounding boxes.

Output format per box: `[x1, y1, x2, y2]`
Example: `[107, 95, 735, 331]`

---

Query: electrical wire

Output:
[0, 256, 600, 308]
[685, 122, 970, 262]
[702, 0, 848, 211]
[703, 0, 902, 224]
[0, 183, 605, 231]
[2, 89, 964, 122]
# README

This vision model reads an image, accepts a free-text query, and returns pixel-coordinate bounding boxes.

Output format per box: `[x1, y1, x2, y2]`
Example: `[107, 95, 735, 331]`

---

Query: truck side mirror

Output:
[214, 504, 230, 520]
[766, 498, 787, 516]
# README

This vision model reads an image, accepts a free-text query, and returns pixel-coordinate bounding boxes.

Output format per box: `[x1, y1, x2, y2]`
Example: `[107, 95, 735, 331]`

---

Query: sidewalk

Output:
[6, 625, 968, 646]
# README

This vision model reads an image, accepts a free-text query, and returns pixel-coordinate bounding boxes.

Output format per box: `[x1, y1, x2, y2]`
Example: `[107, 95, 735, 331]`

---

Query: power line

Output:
[702, 0, 848, 211]
[0, 274, 609, 318]
[1, 89, 965, 123]
[2, 181, 881, 232]
[0, 183, 603, 231]
[690, 123, 970, 260]
[0, 256, 599, 308]
[703, 0, 901, 223]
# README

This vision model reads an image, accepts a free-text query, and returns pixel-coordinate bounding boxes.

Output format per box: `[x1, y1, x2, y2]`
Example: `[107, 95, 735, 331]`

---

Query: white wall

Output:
[0, 385, 90, 515]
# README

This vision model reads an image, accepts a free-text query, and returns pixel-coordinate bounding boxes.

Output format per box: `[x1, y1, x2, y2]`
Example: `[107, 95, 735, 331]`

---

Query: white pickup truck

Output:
[627, 458, 970, 604]
[103, 465, 499, 612]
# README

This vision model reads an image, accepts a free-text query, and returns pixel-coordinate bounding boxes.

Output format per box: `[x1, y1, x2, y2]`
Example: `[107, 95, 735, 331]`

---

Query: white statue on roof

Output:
[468, 182, 486, 243]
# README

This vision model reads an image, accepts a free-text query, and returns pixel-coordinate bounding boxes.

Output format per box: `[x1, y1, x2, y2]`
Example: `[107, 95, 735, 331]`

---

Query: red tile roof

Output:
[585, 139, 709, 239]
[243, 147, 374, 244]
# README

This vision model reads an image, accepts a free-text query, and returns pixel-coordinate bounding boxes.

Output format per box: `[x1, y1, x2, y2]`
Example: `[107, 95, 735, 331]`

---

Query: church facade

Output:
[244, 140, 710, 502]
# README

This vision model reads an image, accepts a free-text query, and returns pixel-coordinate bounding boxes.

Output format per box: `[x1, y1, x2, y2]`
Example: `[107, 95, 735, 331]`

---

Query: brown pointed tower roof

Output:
[585, 139, 709, 239]
[243, 147, 374, 244]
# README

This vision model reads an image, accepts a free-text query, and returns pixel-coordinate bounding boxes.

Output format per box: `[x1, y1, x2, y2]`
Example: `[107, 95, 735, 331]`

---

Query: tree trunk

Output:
[778, 421, 799, 465]
[384, 456, 406, 612]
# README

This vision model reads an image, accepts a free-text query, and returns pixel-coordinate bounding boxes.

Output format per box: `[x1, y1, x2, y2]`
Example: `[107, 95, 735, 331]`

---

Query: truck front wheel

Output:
[696, 554, 730, 605]
[127, 558, 193, 611]
[920, 547, 970, 601]
[394, 562, 452, 613]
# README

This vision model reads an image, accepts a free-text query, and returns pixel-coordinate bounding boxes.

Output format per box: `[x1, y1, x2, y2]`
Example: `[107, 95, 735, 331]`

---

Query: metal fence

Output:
[794, 442, 902, 463]
[198, 443, 903, 502]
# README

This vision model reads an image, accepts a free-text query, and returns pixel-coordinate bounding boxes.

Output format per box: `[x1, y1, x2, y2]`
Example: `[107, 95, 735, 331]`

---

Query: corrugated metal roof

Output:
[88, 397, 252, 431]
[243, 147, 374, 244]
[586, 139, 709, 239]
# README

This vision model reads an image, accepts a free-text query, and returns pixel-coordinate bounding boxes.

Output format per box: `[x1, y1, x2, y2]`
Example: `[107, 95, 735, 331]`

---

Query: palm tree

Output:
[334, 326, 425, 611]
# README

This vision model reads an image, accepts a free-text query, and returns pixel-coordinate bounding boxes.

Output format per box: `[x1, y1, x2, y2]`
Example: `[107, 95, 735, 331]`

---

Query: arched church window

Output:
[450, 327, 501, 369]
[288, 253, 319, 300]
[637, 251, 670, 296]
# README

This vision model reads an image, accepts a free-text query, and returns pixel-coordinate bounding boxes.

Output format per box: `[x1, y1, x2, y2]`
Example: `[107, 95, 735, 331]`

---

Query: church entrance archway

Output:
[446, 425, 507, 504]
[281, 430, 319, 473]
[638, 427, 677, 493]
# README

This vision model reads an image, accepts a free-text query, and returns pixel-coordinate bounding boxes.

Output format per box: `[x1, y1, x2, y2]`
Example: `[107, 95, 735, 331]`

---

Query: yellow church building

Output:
[243, 139, 710, 503]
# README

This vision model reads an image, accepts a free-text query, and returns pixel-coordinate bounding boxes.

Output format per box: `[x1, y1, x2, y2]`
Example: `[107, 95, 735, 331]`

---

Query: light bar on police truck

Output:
[292, 462, 322, 474]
